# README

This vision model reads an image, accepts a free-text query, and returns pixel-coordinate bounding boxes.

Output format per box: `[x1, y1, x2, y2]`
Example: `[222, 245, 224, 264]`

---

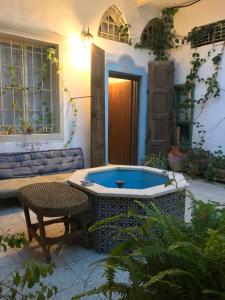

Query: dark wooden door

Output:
[108, 79, 133, 165]
[146, 61, 174, 155]
[91, 44, 105, 167]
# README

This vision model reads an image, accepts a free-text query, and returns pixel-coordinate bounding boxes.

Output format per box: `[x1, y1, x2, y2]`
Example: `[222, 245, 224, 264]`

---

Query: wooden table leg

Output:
[37, 215, 51, 262]
[64, 216, 70, 236]
[23, 206, 33, 242]
[80, 215, 91, 248]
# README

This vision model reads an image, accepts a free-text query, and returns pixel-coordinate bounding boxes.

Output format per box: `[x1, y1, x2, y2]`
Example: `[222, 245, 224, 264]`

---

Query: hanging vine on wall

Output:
[136, 6, 225, 149]
[182, 36, 225, 148]
[118, 23, 132, 45]
[44, 47, 78, 148]
[135, 8, 179, 60]
[4, 46, 78, 147]
[4, 63, 44, 135]
[3, 46, 56, 135]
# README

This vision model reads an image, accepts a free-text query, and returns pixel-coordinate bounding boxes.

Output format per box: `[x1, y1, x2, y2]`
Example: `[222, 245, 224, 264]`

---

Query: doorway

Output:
[108, 73, 139, 165]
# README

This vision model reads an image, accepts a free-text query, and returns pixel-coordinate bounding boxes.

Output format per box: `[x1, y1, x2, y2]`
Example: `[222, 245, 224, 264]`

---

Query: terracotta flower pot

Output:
[26, 127, 34, 134]
[168, 146, 187, 172]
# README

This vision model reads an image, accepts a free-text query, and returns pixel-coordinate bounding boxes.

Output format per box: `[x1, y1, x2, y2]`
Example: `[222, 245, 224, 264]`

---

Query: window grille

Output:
[140, 18, 159, 47]
[98, 5, 130, 44]
[0, 38, 59, 134]
[190, 20, 225, 48]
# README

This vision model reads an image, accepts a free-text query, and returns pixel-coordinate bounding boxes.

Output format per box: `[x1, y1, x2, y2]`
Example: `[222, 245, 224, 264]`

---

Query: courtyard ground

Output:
[0, 178, 224, 299]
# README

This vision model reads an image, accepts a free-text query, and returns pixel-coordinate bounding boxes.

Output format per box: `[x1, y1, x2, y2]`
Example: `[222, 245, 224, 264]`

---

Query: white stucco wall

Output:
[172, 0, 225, 153]
[3, 0, 223, 162]
[0, 0, 159, 165]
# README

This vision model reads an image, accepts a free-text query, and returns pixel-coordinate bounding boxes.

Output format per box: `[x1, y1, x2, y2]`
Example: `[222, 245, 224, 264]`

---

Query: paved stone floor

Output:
[0, 178, 224, 299]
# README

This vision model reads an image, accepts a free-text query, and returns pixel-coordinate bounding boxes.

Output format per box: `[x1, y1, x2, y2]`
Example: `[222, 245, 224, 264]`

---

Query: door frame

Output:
[105, 55, 148, 165]
[108, 71, 139, 165]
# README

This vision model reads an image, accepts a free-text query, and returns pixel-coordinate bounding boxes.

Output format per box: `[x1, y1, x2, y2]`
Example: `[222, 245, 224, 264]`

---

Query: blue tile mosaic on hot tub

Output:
[87, 191, 185, 253]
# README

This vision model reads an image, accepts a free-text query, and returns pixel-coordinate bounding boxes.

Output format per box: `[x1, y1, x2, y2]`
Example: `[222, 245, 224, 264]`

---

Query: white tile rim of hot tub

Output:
[68, 165, 188, 199]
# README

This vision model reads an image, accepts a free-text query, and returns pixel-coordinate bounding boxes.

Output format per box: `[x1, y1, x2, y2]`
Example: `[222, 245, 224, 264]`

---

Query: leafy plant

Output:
[184, 148, 211, 177]
[144, 153, 169, 170]
[135, 8, 179, 60]
[181, 36, 225, 148]
[74, 197, 225, 300]
[4, 46, 78, 141]
[44, 47, 78, 147]
[183, 147, 225, 181]
[212, 146, 225, 169]
[0, 232, 26, 252]
[4, 125, 16, 135]
[0, 232, 57, 299]
[20, 120, 35, 134]
[3, 49, 55, 136]
[118, 24, 132, 45]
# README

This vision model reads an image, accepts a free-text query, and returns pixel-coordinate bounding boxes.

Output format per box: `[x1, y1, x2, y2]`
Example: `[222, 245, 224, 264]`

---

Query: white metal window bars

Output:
[191, 20, 225, 48]
[0, 39, 56, 135]
[98, 5, 130, 44]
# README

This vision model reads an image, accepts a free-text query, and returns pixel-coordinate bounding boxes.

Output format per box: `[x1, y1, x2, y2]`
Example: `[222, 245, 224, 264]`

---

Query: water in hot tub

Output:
[86, 169, 168, 189]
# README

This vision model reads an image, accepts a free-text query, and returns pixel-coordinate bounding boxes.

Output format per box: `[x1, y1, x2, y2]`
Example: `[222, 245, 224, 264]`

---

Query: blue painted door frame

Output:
[105, 55, 148, 165]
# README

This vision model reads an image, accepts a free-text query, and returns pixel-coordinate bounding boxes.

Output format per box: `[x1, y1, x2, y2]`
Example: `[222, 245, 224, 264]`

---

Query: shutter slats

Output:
[91, 44, 105, 167]
[146, 61, 174, 155]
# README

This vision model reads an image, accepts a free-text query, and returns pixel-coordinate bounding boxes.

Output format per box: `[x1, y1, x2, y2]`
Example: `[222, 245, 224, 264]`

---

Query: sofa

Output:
[0, 148, 84, 199]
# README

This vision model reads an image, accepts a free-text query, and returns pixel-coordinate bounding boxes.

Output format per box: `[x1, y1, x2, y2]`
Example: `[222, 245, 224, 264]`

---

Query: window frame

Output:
[98, 5, 130, 44]
[140, 18, 159, 49]
[190, 19, 225, 48]
[174, 84, 194, 149]
[0, 26, 64, 142]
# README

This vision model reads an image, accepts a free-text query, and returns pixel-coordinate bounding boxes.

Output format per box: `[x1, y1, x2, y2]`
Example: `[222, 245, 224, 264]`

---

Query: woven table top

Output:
[18, 182, 89, 217]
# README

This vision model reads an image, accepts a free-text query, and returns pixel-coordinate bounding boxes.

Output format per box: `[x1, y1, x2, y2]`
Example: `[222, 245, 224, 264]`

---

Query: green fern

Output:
[74, 199, 225, 300]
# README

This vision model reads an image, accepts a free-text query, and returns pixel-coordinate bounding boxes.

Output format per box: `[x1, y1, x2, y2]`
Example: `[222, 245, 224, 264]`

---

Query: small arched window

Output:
[140, 18, 159, 48]
[98, 5, 130, 44]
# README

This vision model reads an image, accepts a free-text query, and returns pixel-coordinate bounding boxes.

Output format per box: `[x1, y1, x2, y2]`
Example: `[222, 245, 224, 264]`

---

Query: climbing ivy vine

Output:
[135, 8, 179, 60]
[3, 52, 53, 135]
[4, 46, 77, 147]
[137, 7, 225, 149]
[44, 47, 78, 148]
[182, 40, 225, 148]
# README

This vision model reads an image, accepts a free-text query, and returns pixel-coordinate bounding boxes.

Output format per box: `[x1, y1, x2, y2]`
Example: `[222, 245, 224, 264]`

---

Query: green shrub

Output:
[74, 197, 225, 300]
[184, 147, 225, 181]
[184, 148, 211, 177]
[211, 146, 225, 170]
[144, 153, 169, 170]
[0, 232, 57, 299]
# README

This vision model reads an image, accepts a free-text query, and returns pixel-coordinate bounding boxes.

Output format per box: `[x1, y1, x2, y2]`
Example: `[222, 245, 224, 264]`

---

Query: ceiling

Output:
[136, 0, 195, 8]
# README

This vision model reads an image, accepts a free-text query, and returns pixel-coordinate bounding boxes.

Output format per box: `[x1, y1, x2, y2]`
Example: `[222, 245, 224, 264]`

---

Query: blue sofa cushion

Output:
[0, 148, 84, 180]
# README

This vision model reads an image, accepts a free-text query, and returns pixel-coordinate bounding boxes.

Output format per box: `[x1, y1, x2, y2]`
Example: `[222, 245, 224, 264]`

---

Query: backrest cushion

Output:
[0, 148, 84, 179]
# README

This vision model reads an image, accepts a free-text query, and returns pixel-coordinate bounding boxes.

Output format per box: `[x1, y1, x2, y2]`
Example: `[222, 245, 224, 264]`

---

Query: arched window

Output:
[140, 18, 159, 48]
[98, 5, 130, 44]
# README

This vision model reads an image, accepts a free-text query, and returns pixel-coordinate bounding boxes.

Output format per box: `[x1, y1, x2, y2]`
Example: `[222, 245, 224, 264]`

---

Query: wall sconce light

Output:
[81, 28, 93, 47]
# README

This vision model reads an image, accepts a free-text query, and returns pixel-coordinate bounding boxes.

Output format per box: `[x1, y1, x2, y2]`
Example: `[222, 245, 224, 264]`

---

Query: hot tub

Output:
[68, 165, 187, 253]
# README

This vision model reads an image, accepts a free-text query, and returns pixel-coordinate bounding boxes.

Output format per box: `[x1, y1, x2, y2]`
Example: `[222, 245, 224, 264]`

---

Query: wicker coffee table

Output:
[18, 182, 90, 262]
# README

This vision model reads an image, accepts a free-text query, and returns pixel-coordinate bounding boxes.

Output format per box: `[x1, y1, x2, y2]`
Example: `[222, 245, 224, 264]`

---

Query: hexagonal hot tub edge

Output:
[68, 165, 188, 253]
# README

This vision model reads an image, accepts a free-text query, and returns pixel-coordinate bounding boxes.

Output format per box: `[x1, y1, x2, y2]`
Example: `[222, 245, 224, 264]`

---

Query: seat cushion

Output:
[0, 172, 74, 199]
[0, 148, 84, 179]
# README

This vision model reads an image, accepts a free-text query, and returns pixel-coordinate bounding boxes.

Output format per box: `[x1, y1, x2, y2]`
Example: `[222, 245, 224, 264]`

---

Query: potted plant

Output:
[4, 125, 16, 135]
[144, 153, 169, 170]
[183, 148, 210, 177]
[20, 120, 34, 134]
[168, 127, 188, 171]
[206, 146, 225, 182]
